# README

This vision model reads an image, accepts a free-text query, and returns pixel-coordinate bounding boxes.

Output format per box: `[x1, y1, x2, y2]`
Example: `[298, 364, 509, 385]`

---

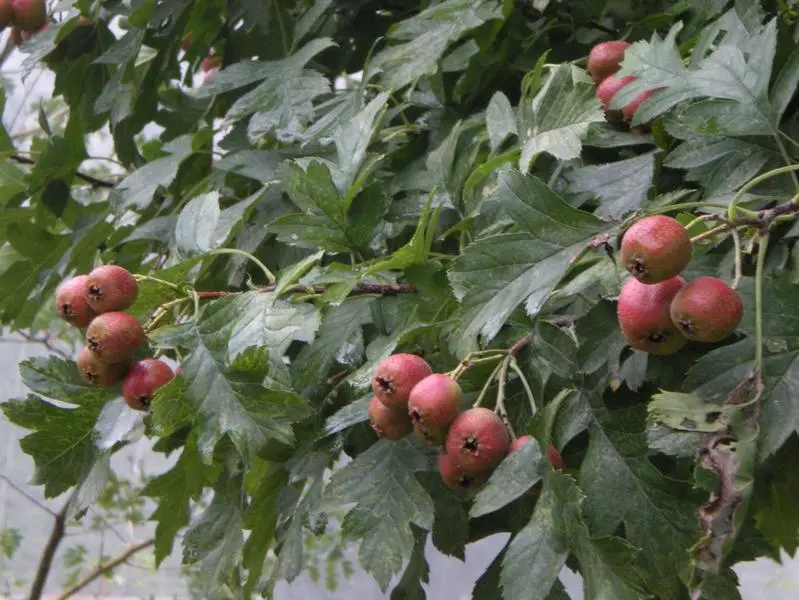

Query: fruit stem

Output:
[473, 361, 503, 408]
[494, 355, 515, 439]
[754, 233, 769, 371]
[509, 357, 537, 416]
[689, 224, 747, 244]
[207, 248, 276, 284]
[645, 202, 756, 217]
[727, 164, 799, 223]
[730, 227, 743, 290]
[448, 353, 505, 380]
[133, 274, 181, 290]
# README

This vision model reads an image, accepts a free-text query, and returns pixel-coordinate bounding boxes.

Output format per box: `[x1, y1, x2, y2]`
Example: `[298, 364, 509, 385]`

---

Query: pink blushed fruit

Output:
[55, 275, 96, 328]
[445, 407, 510, 474]
[372, 353, 433, 410]
[122, 359, 175, 411]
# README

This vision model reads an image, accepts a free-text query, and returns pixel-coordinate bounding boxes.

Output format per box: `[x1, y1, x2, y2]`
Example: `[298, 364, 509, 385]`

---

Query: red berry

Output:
[670, 276, 743, 343]
[85, 312, 144, 364]
[622, 89, 657, 122]
[620, 215, 692, 284]
[587, 40, 631, 84]
[85, 265, 139, 313]
[438, 452, 490, 493]
[55, 276, 96, 328]
[76, 346, 129, 387]
[407, 374, 461, 442]
[596, 74, 636, 121]
[509, 434, 532, 454]
[547, 445, 564, 471]
[445, 408, 510, 474]
[367, 396, 412, 441]
[617, 276, 687, 355]
[371, 354, 432, 410]
[201, 54, 221, 72]
[10, 0, 46, 31]
[122, 359, 174, 411]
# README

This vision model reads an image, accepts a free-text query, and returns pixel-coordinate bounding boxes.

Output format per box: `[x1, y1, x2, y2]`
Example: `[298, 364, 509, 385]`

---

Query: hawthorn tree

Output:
[2, 0, 799, 598]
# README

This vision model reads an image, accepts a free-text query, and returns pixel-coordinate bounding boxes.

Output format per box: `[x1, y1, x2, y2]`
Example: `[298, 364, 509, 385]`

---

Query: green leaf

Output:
[390, 527, 429, 600]
[323, 439, 434, 591]
[449, 171, 612, 352]
[419, 473, 468, 559]
[372, 0, 503, 90]
[109, 136, 194, 211]
[178, 296, 312, 460]
[579, 406, 701, 596]
[290, 296, 375, 393]
[518, 65, 605, 172]
[174, 191, 259, 258]
[471, 439, 544, 517]
[335, 92, 389, 189]
[143, 435, 211, 565]
[565, 152, 656, 218]
[182, 468, 244, 590]
[647, 390, 731, 433]
[486, 91, 518, 151]
[0, 528, 21, 559]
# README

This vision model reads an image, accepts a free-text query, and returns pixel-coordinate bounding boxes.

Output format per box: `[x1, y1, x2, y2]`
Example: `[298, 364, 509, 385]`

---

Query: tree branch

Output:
[0, 475, 56, 517]
[28, 492, 74, 600]
[9, 154, 117, 188]
[54, 538, 155, 600]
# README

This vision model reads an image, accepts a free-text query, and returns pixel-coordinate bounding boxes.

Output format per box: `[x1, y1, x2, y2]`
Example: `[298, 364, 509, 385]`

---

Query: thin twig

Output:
[9, 154, 116, 188]
[10, 330, 73, 359]
[28, 492, 74, 600]
[0, 475, 56, 517]
[507, 333, 532, 357]
[730, 227, 743, 290]
[54, 538, 154, 600]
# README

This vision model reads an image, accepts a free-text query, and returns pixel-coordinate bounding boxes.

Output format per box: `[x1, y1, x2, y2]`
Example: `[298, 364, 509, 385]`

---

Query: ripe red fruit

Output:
[622, 88, 657, 122]
[85, 312, 144, 363]
[587, 40, 630, 84]
[122, 359, 174, 411]
[620, 215, 692, 284]
[510, 435, 564, 469]
[368, 396, 412, 441]
[76, 346, 129, 387]
[596, 74, 635, 121]
[10, 0, 46, 31]
[0, 0, 13, 28]
[438, 452, 490, 493]
[670, 276, 743, 343]
[445, 407, 510, 474]
[201, 54, 221, 72]
[407, 373, 461, 438]
[372, 354, 433, 410]
[55, 276, 96, 328]
[85, 265, 139, 313]
[617, 275, 687, 355]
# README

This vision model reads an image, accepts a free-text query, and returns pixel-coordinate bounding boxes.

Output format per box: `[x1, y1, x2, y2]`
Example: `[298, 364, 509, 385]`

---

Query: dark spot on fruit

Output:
[88, 285, 102, 300]
[375, 376, 393, 393]
[456, 475, 473, 489]
[647, 332, 666, 343]
[60, 303, 73, 317]
[87, 337, 100, 351]
[678, 320, 694, 334]
[464, 436, 479, 453]
[410, 409, 422, 424]
[84, 369, 97, 384]
[138, 395, 151, 410]
[633, 260, 646, 275]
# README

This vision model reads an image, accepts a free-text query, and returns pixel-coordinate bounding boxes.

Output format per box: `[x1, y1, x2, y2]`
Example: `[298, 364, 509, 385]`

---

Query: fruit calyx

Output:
[122, 359, 174, 411]
[85, 311, 145, 363]
[55, 275, 96, 328]
[85, 265, 139, 313]
[76, 346, 129, 387]
[445, 407, 510, 473]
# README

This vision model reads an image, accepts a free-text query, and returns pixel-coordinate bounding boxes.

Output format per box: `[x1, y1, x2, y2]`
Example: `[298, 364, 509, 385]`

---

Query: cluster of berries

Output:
[617, 215, 743, 355]
[369, 354, 562, 493]
[588, 40, 656, 125]
[0, 0, 48, 44]
[55, 265, 174, 411]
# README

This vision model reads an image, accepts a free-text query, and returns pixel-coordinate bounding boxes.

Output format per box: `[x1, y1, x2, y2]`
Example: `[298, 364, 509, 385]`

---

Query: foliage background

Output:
[1, 0, 799, 598]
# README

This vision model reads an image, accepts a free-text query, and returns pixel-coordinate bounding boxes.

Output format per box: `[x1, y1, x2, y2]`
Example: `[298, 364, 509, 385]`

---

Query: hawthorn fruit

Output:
[445, 407, 510, 473]
[10, 0, 46, 31]
[596, 74, 635, 121]
[670, 276, 743, 342]
[438, 452, 490, 493]
[509, 435, 563, 469]
[587, 40, 630, 84]
[85, 265, 139, 313]
[85, 312, 144, 363]
[620, 215, 692, 284]
[367, 396, 412, 441]
[122, 359, 175, 411]
[617, 275, 687, 355]
[407, 374, 461, 445]
[55, 275, 96, 328]
[623, 88, 657, 123]
[76, 346, 129, 387]
[372, 353, 433, 410]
